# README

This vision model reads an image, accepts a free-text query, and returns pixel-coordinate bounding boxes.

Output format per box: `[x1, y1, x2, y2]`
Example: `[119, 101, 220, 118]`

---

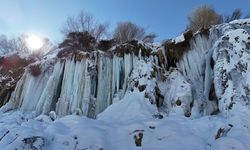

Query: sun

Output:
[26, 35, 44, 51]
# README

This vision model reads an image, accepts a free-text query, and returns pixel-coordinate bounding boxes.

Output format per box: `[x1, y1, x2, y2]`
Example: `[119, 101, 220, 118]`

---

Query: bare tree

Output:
[223, 9, 242, 23]
[188, 5, 221, 32]
[222, 9, 250, 22]
[143, 33, 157, 43]
[11, 34, 30, 53]
[35, 37, 55, 56]
[61, 11, 108, 41]
[113, 21, 146, 44]
[0, 34, 29, 54]
[0, 34, 55, 56]
[0, 35, 13, 54]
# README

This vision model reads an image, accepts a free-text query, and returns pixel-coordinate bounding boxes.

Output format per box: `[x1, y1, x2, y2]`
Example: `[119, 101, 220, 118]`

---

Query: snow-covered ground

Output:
[1, 88, 250, 149]
[1, 93, 250, 150]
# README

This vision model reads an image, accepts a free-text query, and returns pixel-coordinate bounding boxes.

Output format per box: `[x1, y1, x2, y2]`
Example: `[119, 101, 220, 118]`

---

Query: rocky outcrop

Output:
[164, 30, 193, 69]
[163, 19, 250, 116]
[213, 20, 250, 112]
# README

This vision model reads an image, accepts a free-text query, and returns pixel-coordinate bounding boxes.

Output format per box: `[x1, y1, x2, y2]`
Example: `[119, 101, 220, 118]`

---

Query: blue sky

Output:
[0, 0, 249, 43]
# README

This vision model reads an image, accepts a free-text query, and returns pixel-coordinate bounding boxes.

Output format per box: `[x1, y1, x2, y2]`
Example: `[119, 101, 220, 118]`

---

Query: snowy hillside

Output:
[0, 19, 250, 150]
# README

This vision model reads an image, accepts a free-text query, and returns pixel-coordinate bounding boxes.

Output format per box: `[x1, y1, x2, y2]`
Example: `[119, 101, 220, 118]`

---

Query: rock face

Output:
[163, 19, 250, 117]
[213, 20, 250, 112]
[0, 19, 250, 119]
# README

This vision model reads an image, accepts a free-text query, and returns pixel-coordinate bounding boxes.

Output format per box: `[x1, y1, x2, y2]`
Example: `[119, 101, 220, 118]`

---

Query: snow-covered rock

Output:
[213, 23, 250, 113]
[162, 69, 193, 117]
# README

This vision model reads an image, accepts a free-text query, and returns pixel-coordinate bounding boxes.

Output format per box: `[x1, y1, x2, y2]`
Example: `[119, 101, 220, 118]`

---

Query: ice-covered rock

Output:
[162, 69, 193, 117]
[164, 19, 250, 116]
[213, 22, 250, 112]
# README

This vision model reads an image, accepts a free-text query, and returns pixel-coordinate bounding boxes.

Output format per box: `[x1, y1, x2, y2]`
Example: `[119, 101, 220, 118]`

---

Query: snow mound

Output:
[98, 91, 158, 122]
[99, 60, 161, 122]
[162, 69, 193, 117]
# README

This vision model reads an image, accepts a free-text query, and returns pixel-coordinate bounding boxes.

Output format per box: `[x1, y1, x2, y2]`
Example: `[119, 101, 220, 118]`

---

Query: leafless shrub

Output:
[113, 21, 146, 44]
[222, 9, 250, 23]
[223, 9, 242, 23]
[187, 5, 221, 32]
[59, 31, 96, 51]
[61, 11, 108, 41]
[97, 39, 114, 51]
[30, 64, 42, 77]
[143, 33, 157, 43]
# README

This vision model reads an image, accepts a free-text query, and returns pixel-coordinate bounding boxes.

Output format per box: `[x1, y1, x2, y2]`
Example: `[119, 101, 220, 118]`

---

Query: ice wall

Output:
[174, 19, 250, 116]
[2, 20, 249, 119]
[0, 49, 149, 118]
[55, 59, 90, 117]
[0, 60, 64, 115]
[176, 33, 218, 116]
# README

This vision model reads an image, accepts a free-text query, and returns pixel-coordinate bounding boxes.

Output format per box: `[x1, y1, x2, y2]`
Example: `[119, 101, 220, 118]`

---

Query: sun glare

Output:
[26, 35, 44, 51]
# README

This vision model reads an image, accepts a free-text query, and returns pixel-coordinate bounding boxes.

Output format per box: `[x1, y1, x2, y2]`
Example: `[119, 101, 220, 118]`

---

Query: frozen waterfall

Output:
[0, 51, 144, 118]
[176, 33, 218, 116]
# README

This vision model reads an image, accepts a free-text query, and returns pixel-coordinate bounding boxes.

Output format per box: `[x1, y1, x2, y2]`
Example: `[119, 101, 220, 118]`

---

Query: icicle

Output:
[38, 61, 65, 114]
[176, 34, 213, 117]
[96, 54, 113, 114]
[56, 59, 91, 117]
[204, 49, 213, 101]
